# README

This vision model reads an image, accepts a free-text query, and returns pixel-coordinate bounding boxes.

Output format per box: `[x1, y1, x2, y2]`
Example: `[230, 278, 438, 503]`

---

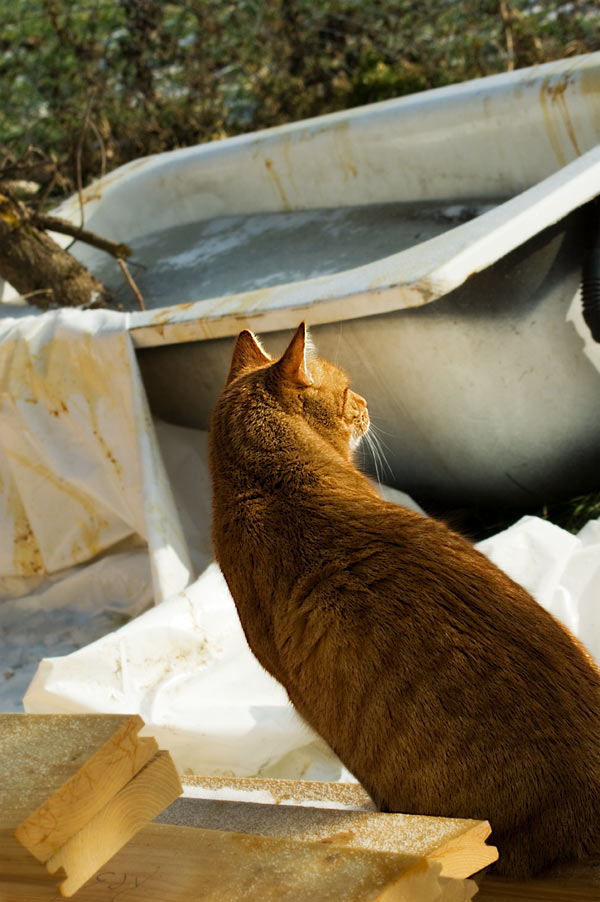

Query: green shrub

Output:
[1, 1, 598, 197]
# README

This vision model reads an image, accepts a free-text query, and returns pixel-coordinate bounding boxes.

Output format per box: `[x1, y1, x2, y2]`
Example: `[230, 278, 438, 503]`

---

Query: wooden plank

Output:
[177, 775, 497, 878]
[0, 823, 479, 902]
[4, 830, 599, 902]
[46, 752, 183, 897]
[0, 714, 181, 897]
[0, 713, 154, 883]
[427, 821, 497, 880]
[157, 796, 498, 879]
[1, 715, 147, 826]
[11, 715, 157, 861]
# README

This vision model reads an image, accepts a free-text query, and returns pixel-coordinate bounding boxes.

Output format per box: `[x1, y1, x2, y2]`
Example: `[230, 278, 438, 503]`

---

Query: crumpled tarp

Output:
[0, 307, 191, 601]
[1, 307, 599, 780]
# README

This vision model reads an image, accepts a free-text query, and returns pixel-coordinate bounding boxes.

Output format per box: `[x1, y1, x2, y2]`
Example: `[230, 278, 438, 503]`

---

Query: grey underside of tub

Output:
[137, 205, 600, 508]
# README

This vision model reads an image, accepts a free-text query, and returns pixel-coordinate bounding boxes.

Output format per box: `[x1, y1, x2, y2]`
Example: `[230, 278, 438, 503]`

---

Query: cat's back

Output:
[278, 495, 600, 867]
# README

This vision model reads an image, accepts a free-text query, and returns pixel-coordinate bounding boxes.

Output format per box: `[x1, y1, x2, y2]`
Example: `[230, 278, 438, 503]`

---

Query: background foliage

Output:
[1, 0, 599, 199]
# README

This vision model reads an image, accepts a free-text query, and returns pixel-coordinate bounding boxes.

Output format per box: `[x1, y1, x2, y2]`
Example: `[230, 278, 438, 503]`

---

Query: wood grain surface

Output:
[1, 714, 181, 897]
[0, 823, 479, 902]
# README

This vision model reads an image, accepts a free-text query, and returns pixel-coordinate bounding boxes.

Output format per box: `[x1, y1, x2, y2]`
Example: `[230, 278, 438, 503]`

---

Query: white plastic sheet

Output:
[1, 308, 599, 781]
[478, 516, 600, 664]
[0, 548, 152, 713]
[0, 307, 191, 602]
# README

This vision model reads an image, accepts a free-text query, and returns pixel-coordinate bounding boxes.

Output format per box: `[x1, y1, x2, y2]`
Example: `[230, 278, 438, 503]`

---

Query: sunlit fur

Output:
[210, 323, 600, 878]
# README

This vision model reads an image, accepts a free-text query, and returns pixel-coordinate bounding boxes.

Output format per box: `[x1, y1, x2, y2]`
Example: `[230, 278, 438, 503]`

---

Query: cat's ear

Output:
[277, 322, 313, 387]
[226, 330, 271, 384]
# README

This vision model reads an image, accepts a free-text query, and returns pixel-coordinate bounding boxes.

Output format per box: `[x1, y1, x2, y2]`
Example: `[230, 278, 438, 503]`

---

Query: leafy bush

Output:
[1, 1, 599, 197]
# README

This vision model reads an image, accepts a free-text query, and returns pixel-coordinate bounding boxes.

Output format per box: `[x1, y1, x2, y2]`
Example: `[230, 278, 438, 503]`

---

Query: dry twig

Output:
[117, 257, 146, 311]
[31, 213, 132, 259]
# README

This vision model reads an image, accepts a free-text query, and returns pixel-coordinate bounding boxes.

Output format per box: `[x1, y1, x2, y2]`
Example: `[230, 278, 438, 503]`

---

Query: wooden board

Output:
[45, 752, 183, 897]
[157, 797, 497, 879]
[3, 826, 599, 901]
[0, 714, 181, 897]
[175, 774, 497, 879]
[170, 776, 600, 900]
[5, 728, 596, 900]
[1, 714, 157, 853]
[0, 823, 479, 902]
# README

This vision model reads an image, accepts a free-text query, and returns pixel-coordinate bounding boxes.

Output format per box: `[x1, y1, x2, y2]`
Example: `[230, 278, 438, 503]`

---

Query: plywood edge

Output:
[427, 819, 498, 878]
[46, 750, 182, 897]
[15, 715, 157, 862]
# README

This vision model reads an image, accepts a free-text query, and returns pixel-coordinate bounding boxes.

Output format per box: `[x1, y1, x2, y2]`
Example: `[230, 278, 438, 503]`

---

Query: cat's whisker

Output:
[364, 426, 393, 485]
[357, 435, 371, 479]
[366, 433, 381, 484]
[368, 422, 395, 472]
[375, 435, 394, 481]
[366, 419, 397, 440]
[363, 432, 381, 485]
[367, 416, 396, 448]
[365, 430, 389, 486]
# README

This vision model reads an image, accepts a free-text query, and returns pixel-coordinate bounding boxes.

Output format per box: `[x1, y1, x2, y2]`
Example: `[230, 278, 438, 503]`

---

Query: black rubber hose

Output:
[581, 201, 600, 342]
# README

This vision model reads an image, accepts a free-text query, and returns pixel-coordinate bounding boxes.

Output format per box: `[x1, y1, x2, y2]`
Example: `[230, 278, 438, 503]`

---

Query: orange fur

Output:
[209, 323, 600, 878]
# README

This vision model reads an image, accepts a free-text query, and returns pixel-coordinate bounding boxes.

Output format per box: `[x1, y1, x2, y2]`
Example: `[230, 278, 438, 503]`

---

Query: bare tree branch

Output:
[30, 213, 132, 259]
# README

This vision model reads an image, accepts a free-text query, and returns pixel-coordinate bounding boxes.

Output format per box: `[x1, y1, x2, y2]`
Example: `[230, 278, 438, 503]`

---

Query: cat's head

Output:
[226, 323, 369, 459]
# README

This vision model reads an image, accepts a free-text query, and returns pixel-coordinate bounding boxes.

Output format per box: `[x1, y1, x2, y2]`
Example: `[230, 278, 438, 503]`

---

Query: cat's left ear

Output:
[277, 322, 313, 387]
[226, 330, 271, 384]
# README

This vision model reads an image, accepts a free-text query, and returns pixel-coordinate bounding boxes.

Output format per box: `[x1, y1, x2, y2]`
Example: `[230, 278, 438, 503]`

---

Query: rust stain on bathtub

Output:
[539, 74, 581, 164]
[280, 138, 299, 195]
[150, 300, 197, 326]
[151, 309, 174, 326]
[332, 120, 358, 180]
[82, 190, 103, 204]
[264, 157, 292, 210]
[547, 76, 581, 156]
[539, 79, 566, 166]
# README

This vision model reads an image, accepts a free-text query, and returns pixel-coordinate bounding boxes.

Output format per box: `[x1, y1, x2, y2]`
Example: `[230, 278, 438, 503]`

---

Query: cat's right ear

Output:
[226, 330, 272, 384]
[276, 322, 313, 387]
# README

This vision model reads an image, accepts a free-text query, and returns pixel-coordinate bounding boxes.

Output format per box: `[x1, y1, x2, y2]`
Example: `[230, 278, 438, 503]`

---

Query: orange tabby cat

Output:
[209, 322, 600, 878]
